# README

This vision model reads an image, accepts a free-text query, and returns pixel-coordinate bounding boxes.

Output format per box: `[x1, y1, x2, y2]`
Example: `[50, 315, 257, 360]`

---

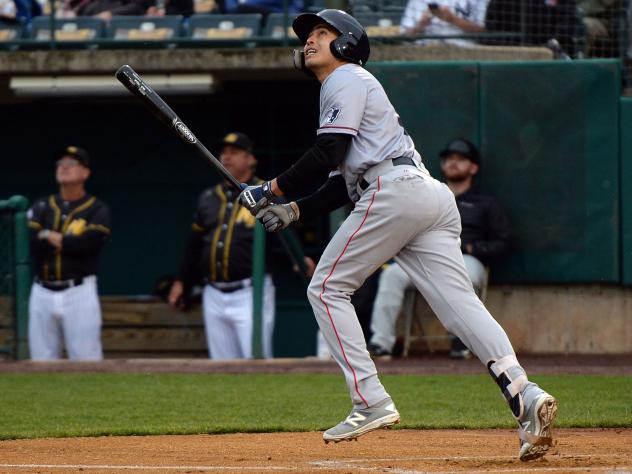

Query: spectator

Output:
[577, 0, 627, 57]
[400, 0, 488, 47]
[221, 0, 303, 16]
[484, 0, 581, 56]
[59, 0, 155, 20]
[146, 0, 194, 17]
[0, 0, 41, 24]
[27, 146, 111, 360]
[168, 132, 314, 360]
[367, 138, 511, 359]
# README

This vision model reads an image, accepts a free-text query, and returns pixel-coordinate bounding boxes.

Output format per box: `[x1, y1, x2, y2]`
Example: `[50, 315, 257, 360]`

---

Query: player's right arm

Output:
[28, 198, 56, 259]
[171, 191, 209, 308]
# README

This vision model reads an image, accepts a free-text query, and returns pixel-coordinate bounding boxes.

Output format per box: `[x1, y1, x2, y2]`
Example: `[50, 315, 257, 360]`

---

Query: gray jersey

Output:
[317, 63, 425, 201]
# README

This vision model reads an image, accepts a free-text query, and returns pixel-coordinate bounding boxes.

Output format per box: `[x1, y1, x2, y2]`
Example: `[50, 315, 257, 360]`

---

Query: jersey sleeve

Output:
[317, 70, 368, 136]
[62, 202, 111, 257]
[28, 198, 55, 258]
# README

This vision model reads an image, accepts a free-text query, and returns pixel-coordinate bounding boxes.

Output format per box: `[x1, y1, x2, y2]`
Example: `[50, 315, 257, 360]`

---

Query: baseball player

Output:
[238, 10, 557, 461]
[168, 132, 277, 360]
[27, 146, 111, 360]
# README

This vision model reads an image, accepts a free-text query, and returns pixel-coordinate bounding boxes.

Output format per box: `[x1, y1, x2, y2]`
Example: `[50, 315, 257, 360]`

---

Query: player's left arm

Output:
[61, 203, 112, 256]
[466, 197, 511, 261]
[240, 70, 366, 213]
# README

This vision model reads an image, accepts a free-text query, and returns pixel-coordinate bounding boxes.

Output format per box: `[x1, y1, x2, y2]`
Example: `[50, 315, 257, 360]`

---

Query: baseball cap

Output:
[439, 139, 480, 165]
[219, 132, 253, 153]
[55, 146, 90, 168]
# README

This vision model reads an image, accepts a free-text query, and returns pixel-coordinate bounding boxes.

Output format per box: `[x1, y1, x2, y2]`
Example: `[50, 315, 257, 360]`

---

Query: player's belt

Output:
[36, 277, 84, 291]
[208, 278, 252, 293]
[359, 156, 416, 191]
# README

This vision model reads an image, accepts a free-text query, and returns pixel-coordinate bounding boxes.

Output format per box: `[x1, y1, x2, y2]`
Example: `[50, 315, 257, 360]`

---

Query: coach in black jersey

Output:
[27, 146, 111, 360]
[168, 132, 306, 360]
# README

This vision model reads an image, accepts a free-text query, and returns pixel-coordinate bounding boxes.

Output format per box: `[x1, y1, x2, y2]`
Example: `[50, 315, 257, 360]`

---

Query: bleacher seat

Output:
[0, 20, 23, 41]
[185, 14, 261, 39]
[355, 11, 403, 37]
[305, 0, 326, 13]
[108, 16, 182, 40]
[193, 0, 217, 14]
[264, 13, 300, 39]
[30, 17, 105, 41]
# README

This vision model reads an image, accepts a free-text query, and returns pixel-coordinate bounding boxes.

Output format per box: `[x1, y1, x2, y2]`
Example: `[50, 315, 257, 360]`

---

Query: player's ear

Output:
[470, 163, 479, 175]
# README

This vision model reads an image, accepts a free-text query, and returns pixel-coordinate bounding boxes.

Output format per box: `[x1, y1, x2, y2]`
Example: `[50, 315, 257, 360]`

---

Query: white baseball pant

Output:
[28, 276, 103, 360]
[202, 275, 275, 360]
[369, 254, 486, 353]
[307, 166, 522, 409]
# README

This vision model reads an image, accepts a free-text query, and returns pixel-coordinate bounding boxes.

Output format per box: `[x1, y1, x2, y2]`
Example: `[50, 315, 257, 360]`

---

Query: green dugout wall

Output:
[0, 62, 625, 289]
[370, 60, 621, 283]
[622, 97, 632, 285]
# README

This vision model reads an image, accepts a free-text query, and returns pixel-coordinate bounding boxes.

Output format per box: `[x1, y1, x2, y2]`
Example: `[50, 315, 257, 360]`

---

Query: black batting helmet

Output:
[292, 9, 370, 67]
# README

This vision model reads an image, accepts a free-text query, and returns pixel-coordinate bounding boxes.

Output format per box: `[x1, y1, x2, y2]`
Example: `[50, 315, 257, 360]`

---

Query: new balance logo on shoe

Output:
[521, 420, 531, 431]
[345, 412, 367, 427]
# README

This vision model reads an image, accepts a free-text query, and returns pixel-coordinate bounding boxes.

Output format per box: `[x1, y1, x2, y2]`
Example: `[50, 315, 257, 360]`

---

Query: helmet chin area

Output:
[292, 49, 317, 78]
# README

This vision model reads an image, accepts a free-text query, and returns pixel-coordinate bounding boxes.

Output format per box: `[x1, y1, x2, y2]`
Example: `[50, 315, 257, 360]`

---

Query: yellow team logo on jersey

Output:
[235, 207, 256, 228]
[65, 218, 87, 236]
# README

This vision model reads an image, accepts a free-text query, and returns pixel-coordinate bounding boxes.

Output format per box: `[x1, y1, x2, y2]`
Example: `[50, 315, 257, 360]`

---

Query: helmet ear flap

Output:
[331, 33, 362, 65]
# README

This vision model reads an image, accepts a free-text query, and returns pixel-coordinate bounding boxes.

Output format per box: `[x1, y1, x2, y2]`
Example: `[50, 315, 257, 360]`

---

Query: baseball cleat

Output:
[518, 391, 558, 461]
[323, 398, 400, 443]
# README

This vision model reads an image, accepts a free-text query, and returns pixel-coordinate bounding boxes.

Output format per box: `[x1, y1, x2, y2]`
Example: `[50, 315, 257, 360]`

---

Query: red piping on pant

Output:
[319, 176, 381, 409]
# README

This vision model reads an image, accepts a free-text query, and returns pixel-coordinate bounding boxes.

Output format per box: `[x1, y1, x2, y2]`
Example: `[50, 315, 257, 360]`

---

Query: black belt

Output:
[359, 156, 416, 191]
[208, 279, 252, 293]
[36, 277, 84, 291]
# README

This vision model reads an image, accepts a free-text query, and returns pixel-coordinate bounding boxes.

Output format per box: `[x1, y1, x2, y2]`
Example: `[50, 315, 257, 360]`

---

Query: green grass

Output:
[0, 373, 630, 440]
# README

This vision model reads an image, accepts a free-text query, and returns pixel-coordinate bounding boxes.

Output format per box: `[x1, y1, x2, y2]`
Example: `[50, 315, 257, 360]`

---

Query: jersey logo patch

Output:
[66, 218, 87, 236]
[325, 107, 341, 124]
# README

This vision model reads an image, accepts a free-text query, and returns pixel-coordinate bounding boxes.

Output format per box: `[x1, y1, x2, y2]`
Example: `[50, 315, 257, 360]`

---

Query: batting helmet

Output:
[292, 9, 370, 67]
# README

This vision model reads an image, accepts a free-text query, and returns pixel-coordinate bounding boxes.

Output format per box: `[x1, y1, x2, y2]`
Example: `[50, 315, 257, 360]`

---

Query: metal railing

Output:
[0, 195, 30, 360]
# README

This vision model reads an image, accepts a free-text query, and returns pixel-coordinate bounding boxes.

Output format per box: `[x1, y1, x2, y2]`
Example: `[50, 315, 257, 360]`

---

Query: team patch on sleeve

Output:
[325, 107, 341, 124]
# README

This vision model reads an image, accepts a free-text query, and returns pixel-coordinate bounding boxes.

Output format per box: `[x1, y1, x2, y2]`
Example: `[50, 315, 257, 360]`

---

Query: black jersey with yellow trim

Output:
[28, 193, 111, 281]
[177, 177, 279, 286]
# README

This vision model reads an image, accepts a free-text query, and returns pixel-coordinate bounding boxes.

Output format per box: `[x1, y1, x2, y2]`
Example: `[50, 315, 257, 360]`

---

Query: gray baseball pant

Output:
[307, 166, 521, 409]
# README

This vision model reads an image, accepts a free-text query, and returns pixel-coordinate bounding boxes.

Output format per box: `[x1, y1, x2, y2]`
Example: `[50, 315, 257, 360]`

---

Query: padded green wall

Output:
[371, 60, 621, 283]
[621, 97, 632, 285]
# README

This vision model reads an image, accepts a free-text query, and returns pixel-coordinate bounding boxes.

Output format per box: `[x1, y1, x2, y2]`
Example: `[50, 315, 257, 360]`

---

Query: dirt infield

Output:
[2, 354, 632, 375]
[0, 429, 630, 473]
[2, 355, 631, 473]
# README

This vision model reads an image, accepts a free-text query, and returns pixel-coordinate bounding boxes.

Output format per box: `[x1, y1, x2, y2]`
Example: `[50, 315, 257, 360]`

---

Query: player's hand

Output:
[431, 6, 456, 23]
[238, 181, 275, 215]
[256, 202, 299, 232]
[168, 280, 186, 310]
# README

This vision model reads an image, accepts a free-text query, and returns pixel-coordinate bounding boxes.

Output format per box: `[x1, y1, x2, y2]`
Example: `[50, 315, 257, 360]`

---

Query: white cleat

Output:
[518, 393, 558, 461]
[323, 398, 400, 444]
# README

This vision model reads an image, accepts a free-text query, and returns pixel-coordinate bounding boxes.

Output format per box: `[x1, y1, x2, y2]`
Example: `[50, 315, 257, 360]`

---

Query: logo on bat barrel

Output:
[173, 119, 197, 144]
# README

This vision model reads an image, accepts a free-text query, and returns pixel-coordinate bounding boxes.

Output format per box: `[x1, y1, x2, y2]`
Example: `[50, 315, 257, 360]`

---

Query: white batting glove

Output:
[256, 202, 299, 232]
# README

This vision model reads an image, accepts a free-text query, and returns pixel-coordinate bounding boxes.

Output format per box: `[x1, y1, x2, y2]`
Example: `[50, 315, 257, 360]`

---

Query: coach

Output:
[27, 146, 111, 360]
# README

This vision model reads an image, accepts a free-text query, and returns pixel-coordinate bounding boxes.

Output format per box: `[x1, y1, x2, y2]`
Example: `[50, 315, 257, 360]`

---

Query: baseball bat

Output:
[115, 64, 243, 190]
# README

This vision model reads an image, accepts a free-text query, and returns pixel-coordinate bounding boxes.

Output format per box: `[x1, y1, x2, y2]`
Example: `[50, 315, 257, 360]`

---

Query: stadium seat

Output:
[0, 20, 23, 41]
[185, 14, 261, 39]
[263, 13, 300, 39]
[108, 16, 183, 40]
[355, 11, 402, 37]
[30, 17, 105, 41]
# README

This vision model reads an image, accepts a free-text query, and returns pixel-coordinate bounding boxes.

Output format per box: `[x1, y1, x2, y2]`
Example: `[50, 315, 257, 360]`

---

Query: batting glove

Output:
[238, 181, 275, 215]
[256, 202, 300, 232]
